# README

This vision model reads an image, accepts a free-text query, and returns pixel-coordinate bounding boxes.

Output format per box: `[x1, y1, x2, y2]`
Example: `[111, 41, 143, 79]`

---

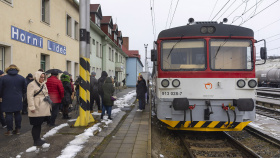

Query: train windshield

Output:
[161, 40, 206, 71]
[210, 39, 253, 70]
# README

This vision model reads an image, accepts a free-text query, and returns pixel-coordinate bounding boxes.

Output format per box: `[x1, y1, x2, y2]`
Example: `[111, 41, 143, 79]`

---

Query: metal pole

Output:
[144, 44, 148, 72]
[74, 0, 94, 127]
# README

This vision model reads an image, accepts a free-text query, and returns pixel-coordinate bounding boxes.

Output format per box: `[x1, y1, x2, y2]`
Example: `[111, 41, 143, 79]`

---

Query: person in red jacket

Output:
[46, 70, 64, 126]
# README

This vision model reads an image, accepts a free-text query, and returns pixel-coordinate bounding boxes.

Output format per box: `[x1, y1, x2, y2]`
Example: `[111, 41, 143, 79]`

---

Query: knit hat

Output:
[61, 74, 70, 83]
[0, 70, 3, 75]
[27, 73, 33, 78]
[91, 71, 96, 76]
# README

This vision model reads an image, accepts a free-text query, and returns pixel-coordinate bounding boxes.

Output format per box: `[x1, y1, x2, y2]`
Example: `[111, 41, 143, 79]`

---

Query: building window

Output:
[108, 26, 112, 35]
[75, 63, 79, 80]
[67, 14, 72, 36]
[100, 44, 102, 58]
[109, 47, 111, 61]
[95, 15, 100, 27]
[112, 50, 114, 62]
[92, 39, 95, 45]
[74, 21, 79, 40]
[92, 67, 95, 72]
[41, 0, 50, 24]
[66, 60, 71, 73]
[0, 47, 5, 71]
[121, 56, 123, 63]
[96, 41, 99, 57]
[41, 54, 46, 72]
[114, 33, 117, 41]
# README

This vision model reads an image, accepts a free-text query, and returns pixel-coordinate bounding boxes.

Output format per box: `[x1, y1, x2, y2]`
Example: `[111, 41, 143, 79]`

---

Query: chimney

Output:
[123, 37, 129, 50]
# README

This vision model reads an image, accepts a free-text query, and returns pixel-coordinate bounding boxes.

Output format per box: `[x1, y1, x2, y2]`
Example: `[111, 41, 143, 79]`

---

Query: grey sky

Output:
[90, 0, 280, 69]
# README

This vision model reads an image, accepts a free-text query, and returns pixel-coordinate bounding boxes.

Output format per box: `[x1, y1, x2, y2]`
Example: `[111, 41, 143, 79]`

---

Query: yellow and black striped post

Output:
[74, 0, 94, 126]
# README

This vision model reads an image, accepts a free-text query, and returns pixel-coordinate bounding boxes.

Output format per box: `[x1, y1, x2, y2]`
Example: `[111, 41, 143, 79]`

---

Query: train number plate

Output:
[162, 92, 182, 95]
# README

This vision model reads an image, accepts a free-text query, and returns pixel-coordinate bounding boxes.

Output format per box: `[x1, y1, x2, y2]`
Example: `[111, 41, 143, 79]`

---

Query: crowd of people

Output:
[0, 65, 120, 147]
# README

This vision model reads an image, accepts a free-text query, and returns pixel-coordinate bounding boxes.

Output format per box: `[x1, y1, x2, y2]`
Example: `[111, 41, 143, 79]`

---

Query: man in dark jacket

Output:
[22, 73, 34, 115]
[136, 75, 147, 111]
[0, 70, 6, 128]
[90, 72, 101, 113]
[98, 71, 108, 110]
[0, 64, 27, 135]
[46, 70, 64, 126]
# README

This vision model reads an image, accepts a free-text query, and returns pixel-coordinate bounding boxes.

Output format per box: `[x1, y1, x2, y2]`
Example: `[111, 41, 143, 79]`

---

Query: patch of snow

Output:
[26, 146, 37, 152]
[67, 119, 77, 122]
[92, 111, 101, 115]
[114, 90, 136, 108]
[16, 155, 21, 158]
[43, 123, 69, 138]
[160, 154, 164, 157]
[42, 143, 50, 148]
[57, 123, 101, 158]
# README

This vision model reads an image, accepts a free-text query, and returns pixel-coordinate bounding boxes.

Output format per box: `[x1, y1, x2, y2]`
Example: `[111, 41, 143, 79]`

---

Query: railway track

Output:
[256, 87, 280, 108]
[256, 105, 280, 120]
[177, 127, 280, 157]
[176, 131, 261, 158]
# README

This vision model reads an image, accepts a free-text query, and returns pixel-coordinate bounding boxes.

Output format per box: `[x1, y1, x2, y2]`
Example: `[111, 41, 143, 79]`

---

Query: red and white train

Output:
[151, 19, 267, 131]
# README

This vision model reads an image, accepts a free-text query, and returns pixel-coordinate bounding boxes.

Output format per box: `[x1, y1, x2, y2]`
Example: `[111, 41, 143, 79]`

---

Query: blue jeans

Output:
[138, 97, 145, 110]
[5, 111, 21, 131]
[102, 105, 112, 117]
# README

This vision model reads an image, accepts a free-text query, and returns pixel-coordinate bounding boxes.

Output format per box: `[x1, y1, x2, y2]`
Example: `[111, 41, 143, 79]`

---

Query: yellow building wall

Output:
[0, 0, 79, 77]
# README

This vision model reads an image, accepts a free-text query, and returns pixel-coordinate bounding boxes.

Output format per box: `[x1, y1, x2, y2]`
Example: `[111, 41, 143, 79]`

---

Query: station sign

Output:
[11, 26, 43, 48]
[47, 40, 66, 55]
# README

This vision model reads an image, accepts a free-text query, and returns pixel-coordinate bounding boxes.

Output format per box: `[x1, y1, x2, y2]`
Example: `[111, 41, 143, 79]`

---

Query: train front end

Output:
[152, 22, 258, 131]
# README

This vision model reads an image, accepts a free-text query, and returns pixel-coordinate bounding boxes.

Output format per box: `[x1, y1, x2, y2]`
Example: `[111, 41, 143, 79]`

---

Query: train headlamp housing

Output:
[207, 26, 215, 33]
[248, 79, 257, 88]
[172, 79, 180, 87]
[161, 79, 169, 87]
[237, 79, 246, 88]
[200, 27, 207, 34]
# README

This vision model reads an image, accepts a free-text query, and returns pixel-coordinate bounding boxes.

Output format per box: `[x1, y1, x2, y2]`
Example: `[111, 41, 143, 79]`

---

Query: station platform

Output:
[95, 100, 151, 158]
[0, 87, 151, 158]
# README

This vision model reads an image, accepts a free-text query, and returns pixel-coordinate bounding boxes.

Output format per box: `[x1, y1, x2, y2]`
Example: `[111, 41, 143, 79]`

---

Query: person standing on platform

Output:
[27, 71, 51, 146]
[98, 71, 108, 114]
[60, 74, 72, 119]
[22, 73, 34, 115]
[0, 64, 27, 135]
[136, 75, 147, 112]
[46, 70, 64, 126]
[0, 70, 6, 128]
[102, 77, 115, 120]
[90, 72, 101, 113]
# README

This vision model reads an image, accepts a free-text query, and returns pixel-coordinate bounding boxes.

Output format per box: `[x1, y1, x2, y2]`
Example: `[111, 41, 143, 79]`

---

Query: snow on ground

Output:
[250, 114, 280, 140]
[67, 119, 77, 122]
[57, 90, 136, 158]
[256, 59, 280, 71]
[160, 154, 165, 158]
[43, 123, 69, 138]
[26, 146, 37, 152]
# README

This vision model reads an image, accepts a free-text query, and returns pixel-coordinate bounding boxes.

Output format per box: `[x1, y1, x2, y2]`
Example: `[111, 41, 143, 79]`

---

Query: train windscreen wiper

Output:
[167, 35, 184, 59]
[214, 39, 228, 59]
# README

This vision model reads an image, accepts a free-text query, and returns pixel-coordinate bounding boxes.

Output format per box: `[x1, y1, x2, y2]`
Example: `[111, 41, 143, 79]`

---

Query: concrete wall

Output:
[0, 0, 79, 79]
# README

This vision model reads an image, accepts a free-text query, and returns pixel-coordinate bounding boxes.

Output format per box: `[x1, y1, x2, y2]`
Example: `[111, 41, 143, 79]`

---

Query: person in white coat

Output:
[27, 71, 51, 146]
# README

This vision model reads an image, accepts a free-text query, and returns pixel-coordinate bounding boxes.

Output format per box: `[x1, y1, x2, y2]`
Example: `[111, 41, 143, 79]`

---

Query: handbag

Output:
[111, 96, 117, 101]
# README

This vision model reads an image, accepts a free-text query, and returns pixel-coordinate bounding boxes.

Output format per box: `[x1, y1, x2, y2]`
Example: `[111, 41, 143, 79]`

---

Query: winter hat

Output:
[5, 64, 20, 73]
[0, 70, 3, 75]
[61, 74, 70, 83]
[27, 73, 33, 78]
[91, 71, 96, 76]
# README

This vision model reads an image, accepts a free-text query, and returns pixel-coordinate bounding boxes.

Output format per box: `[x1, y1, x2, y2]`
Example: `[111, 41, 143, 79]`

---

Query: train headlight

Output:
[172, 79, 180, 87]
[237, 79, 246, 88]
[248, 79, 257, 88]
[161, 79, 169, 87]
[201, 27, 207, 34]
[208, 26, 215, 33]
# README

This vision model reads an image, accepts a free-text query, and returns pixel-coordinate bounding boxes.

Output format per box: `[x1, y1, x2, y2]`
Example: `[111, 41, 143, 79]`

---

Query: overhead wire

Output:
[208, 0, 219, 21]
[239, 0, 279, 25]
[150, 0, 156, 41]
[152, 0, 157, 40]
[169, 0, 180, 28]
[231, 0, 264, 24]
[226, 1, 247, 19]
[256, 18, 280, 32]
[216, 0, 237, 21]
[211, 0, 231, 21]
[165, 0, 173, 29]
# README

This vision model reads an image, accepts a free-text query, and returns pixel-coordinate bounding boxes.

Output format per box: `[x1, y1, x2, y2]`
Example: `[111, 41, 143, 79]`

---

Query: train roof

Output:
[158, 22, 254, 39]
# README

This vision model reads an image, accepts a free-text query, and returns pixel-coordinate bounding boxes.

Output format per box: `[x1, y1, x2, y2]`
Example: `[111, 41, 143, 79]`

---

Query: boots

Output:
[108, 116, 112, 120]
[12, 129, 20, 135]
[100, 115, 103, 120]
[63, 114, 71, 119]
[34, 139, 46, 146]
